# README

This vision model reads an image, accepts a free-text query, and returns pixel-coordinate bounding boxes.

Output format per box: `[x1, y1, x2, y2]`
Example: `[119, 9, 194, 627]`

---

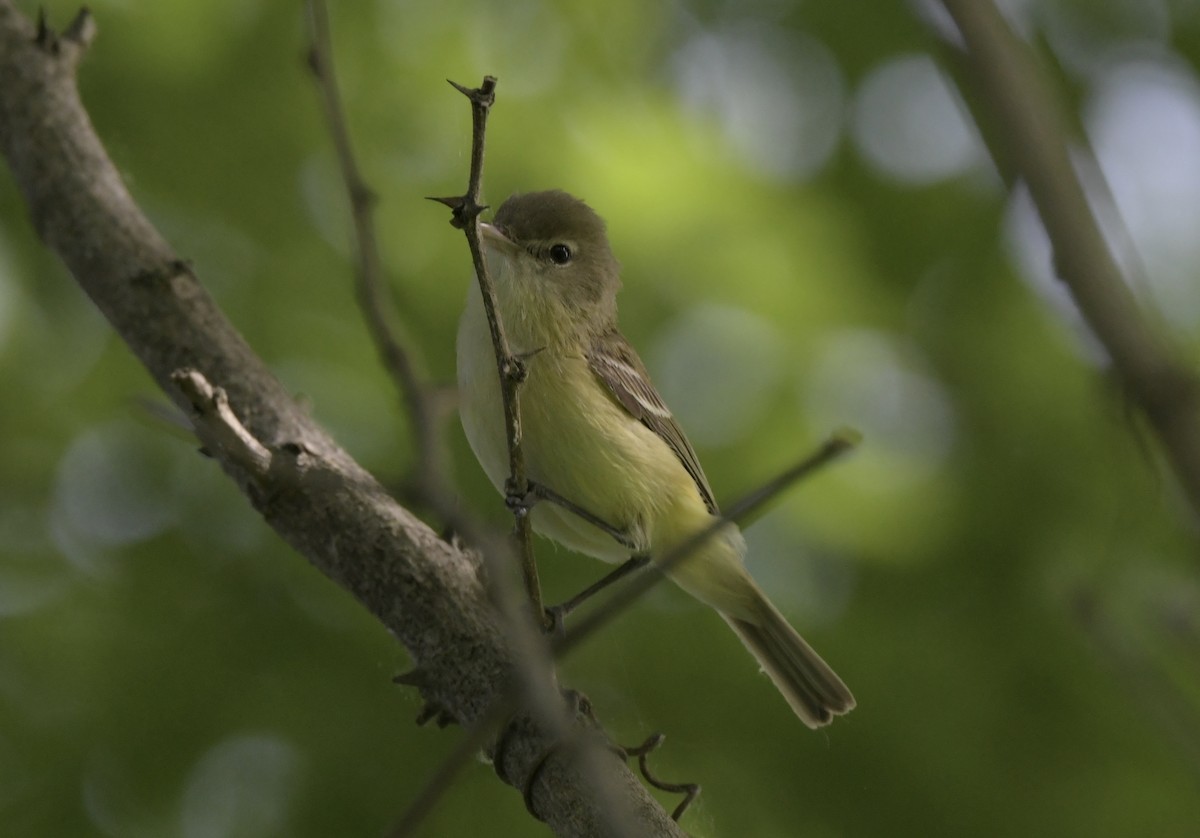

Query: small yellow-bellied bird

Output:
[457, 190, 854, 727]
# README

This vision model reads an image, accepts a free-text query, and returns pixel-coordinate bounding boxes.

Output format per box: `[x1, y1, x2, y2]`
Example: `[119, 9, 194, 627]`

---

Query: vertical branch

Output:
[937, 0, 1200, 521]
[418, 78, 660, 836]
[430, 76, 545, 623]
[303, 0, 446, 497]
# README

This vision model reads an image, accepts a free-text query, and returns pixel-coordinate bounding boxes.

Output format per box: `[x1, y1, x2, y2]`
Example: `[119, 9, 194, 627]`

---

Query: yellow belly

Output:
[457, 289, 686, 561]
[455, 284, 754, 616]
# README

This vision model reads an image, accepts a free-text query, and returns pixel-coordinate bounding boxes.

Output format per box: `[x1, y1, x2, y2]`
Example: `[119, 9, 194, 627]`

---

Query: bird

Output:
[456, 189, 854, 727]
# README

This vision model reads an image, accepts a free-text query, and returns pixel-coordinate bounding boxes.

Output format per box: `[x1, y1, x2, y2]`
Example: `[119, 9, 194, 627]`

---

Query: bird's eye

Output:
[548, 244, 572, 265]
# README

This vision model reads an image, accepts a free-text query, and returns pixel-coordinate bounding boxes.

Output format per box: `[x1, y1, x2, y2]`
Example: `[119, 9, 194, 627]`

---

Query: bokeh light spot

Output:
[852, 53, 983, 183]
[649, 304, 785, 447]
[671, 23, 844, 180]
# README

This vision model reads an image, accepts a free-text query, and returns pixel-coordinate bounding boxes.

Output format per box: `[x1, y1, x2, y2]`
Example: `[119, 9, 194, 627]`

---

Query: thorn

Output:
[63, 8, 96, 47]
[439, 523, 465, 550]
[426, 195, 464, 211]
[35, 7, 55, 50]
[426, 194, 487, 230]
[392, 668, 426, 687]
[169, 258, 194, 276]
[514, 346, 546, 364]
[446, 76, 498, 108]
[414, 702, 456, 727]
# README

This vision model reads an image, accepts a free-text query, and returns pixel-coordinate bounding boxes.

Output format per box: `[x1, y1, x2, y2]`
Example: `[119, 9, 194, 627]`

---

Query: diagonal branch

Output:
[0, 4, 684, 836]
[936, 0, 1200, 521]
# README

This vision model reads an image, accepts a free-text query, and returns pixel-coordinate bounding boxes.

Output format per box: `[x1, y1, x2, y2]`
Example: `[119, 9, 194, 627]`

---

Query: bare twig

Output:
[303, 0, 446, 496]
[429, 76, 545, 621]
[937, 0, 1200, 521]
[620, 734, 700, 821]
[171, 367, 271, 474]
[395, 73, 661, 837]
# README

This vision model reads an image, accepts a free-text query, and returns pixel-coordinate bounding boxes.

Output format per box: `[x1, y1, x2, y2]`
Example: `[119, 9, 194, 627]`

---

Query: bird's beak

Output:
[480, 221, 518, 255]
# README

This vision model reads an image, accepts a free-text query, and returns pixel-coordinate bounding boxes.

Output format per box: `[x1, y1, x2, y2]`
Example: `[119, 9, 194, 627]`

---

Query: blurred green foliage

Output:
[3, 0, 1200, 835]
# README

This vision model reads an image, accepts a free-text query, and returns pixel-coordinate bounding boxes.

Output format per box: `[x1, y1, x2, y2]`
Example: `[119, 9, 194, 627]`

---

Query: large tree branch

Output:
[0, 4, 684, 835]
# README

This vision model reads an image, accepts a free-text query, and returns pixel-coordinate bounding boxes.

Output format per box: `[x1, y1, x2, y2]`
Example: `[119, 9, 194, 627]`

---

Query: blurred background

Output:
[3, 0, 1200, 835]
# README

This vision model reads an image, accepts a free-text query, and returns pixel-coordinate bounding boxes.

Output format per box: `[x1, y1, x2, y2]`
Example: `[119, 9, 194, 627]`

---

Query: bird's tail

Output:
[653, 504, 854, 727]
[720, 587, 855, 729]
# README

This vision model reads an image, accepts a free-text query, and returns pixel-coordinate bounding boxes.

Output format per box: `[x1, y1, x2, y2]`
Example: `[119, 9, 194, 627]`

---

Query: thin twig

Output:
[620, 734, 700, 821]
[304, 0, 445, 496]
[171, 367, 271, 474]
[555, 429, 862, 660]
[430, 76, 545, 623]
[937, 0, 1200, 522]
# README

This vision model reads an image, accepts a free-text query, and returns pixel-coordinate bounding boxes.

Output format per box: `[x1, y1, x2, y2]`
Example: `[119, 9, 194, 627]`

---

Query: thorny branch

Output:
[428, 75, 547, 622]
[937, 0, 1200, 523]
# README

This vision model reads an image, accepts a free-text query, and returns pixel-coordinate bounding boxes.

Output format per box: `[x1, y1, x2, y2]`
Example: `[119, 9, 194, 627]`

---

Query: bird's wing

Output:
[587, 329, 719, 514]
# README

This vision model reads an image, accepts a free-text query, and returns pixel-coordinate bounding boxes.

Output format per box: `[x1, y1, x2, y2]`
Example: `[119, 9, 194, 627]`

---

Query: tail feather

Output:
[722, 591, 855, 729]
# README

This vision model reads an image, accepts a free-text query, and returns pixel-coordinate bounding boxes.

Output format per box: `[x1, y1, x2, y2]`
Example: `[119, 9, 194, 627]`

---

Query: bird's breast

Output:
[456, 286, 694, 561]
